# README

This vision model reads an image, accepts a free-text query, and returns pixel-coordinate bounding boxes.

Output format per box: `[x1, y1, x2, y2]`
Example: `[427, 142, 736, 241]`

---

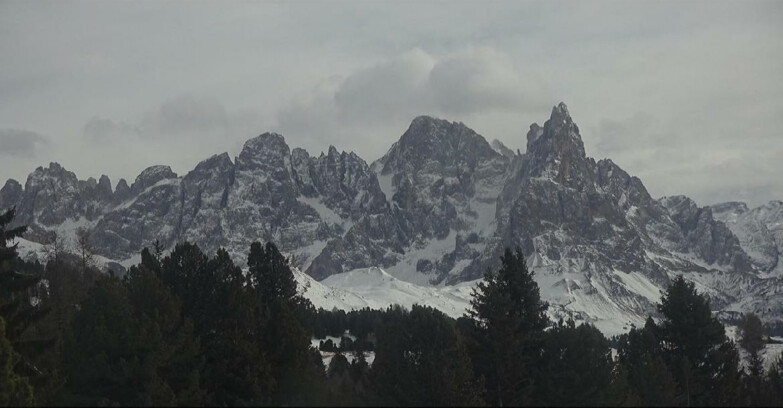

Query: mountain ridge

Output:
[3, 102, 782, 330]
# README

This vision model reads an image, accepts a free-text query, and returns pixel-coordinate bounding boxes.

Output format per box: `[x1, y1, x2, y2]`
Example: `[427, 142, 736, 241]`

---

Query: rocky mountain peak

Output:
[0, 179, 23, 211]
[524, 103, 588, 184]
[380, 115, 501, 175]
[131, 165, 178, 193]
[399, 115, 457, 147]
[25, 162, 79, 189]
[491, 139, 516, 159]
[240, 132, 288, 156]
[236, 132, 291, 172]
[115, 178, 130, 194]
[5, 103, 782, 332]
[191, 152, 233, 173]
[527, 102, 585, 157]
[711, 201, 749, 217]
[551, 101, 572, 123]
[98, 175, 113, 194]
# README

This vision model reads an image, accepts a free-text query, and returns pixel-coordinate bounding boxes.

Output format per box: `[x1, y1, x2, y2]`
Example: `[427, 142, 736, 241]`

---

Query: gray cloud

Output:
[276, 47, 549, 158]
[0, 129, 48, 158]
[429, 47, 535, 114]
[83, 95, 233, 142]
[83, 117, 139, 142]
[0, 1, 780, 208]
[140, 95, 231, 136]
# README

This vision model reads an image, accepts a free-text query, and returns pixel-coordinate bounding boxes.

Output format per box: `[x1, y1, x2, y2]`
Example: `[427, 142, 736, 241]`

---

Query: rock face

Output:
[3, 103, 782, 330]
[713, 200, 783, 276]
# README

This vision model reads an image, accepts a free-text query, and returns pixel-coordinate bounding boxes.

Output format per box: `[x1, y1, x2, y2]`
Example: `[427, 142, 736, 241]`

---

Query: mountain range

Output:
[3, 102, 782, 334]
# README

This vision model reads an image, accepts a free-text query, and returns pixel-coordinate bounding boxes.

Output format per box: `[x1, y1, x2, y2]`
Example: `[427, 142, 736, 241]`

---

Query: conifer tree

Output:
[534, 320, 616, 406]
[200, 248, 273, 405]
[466, 247, 548, 406]
[0, 317, 34, 406]
[0, 207, 49, 391]
[768, 354, 783, 405]
[616, 317, 677, 405]
[739, 313, 766, 377]
[248, 241, 298, 309]
[657, 276, 741, 406]
[151, 244, 274, 405]
[738, 313, 768, 405]
[28, 259, 99, 404]
[247, 241, 322, 405]
[65, 272, 204, 406]
[0, 208, 42, 345]
[373, 304, 483, 406]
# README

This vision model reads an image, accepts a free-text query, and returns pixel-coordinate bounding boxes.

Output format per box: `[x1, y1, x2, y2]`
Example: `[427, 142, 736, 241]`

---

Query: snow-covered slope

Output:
[295, 266, 476, 319]
[3, 102, 782, 332]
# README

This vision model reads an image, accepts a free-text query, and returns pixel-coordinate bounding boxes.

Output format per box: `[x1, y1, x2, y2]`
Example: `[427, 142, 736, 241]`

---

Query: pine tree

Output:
[738, 313, 768, 405]
[0, 317, 34, 406]
[201, 248, 273, 405]
[616, 317, 677, 405]
[739, 313, 766, 377]
[466, 247, 548, 406]
[124, 265, 204, 405]
[768, 354, 783, 405]
[248, 241, 298, 309]
[65, 271, 204, 406]
[657, 276, 741, 406]
[372, 305, 483, 406]
[27, 259, 99, 404]
[0, 207, 49, 392]
[247, 241, 323, 405]
[534, 320, 616, 406]
[151, 244, 274, 405]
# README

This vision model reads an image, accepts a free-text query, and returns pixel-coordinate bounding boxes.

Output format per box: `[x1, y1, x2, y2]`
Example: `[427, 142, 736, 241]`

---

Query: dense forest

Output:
[2, 205, 783, 406]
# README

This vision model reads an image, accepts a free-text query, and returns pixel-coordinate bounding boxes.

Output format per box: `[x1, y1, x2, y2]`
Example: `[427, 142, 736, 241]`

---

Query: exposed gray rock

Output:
[131, 165, 178, 193]
[5, 103, 782, 329]
[660, 195, 751, 270]
[114, 178, 131, 202]
[714, 200, 783, 275]
[491, 139, 516, 159]
[0, 179, 23, 211]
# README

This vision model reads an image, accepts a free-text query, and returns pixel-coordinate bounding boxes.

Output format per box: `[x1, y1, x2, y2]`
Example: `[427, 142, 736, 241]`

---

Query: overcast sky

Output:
[1, 1, 781, 207]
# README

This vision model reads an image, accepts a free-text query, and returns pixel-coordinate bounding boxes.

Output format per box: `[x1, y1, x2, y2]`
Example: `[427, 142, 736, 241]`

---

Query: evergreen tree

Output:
[465, 247, 548, 406]
[739, 312, 766, 377]
[150, 244, 274, 405]
[0, 207, 49, 395]
[25, 259, 99, 404]
[657, 276, 741, 406]
[65, 272, 204, 406]
[158, 242, 209, 313]
[534, 319, 616, 406]
[201, 248, 273, 405]
[372, 305, 484, 406]
[247, 241, 323, 405]
[0, 317, 34, 406]
[616, 317, 677, 406]
[124, 265, 204, 405]
[248, 241, 298, 309]
[768, 354, 783, 405]
[739, 313, 768, 406]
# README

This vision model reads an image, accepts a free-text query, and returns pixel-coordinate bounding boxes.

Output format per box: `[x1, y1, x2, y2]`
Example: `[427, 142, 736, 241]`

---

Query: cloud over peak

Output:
[0, 129, 48, 158]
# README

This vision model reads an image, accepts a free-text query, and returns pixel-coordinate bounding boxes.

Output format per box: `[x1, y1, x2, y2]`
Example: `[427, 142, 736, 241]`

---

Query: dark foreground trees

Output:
[371, 304, 483, 406]
[3, 208, 783, 408]
[464, 248, 549, 406]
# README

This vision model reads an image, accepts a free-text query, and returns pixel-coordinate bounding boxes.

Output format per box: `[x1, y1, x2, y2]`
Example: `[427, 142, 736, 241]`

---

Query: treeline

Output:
[2, 206, 783, 406]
